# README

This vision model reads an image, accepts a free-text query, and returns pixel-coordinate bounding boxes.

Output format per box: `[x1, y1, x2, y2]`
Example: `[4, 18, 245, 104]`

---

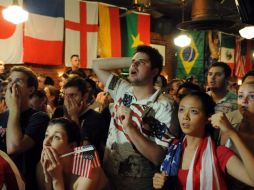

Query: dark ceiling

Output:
[89, 0, 245, 36]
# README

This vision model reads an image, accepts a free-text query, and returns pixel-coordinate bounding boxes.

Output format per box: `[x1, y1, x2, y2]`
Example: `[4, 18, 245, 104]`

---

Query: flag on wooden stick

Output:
[72, 145, 101, 178]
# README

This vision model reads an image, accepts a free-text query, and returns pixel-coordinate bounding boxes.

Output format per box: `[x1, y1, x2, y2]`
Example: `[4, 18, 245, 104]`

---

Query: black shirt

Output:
[64, 68, 87, 78]
[0, 108, 50, 190]
[52, 106, 109, 159]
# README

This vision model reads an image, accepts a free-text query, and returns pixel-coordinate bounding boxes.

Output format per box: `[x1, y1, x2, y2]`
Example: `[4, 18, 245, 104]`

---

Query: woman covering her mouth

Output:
[36, 117, 107, 190]
[222, 81, 254, 154]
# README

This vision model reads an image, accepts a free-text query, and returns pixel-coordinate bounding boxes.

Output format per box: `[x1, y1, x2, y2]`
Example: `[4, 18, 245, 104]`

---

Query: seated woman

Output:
[153, 91, 254, 189]
[36, 117, 107, 190]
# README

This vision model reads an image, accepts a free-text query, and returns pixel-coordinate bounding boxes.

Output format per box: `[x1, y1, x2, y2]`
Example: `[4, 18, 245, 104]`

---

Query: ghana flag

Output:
[176, 31, 205, 83]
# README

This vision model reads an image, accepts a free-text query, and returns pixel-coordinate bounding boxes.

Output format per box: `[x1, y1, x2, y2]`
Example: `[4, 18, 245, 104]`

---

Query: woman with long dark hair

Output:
[153, 92, 254, 189]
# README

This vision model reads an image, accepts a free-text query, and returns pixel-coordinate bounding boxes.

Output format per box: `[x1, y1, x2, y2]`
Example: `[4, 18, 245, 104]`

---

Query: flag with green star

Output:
[176, 31, 205, 83]
[121, 12, 150, 73]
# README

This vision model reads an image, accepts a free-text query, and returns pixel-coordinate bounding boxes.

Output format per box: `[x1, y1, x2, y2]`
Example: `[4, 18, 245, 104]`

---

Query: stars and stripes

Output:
[72, 146, 101, 178]
[113, 94, 172, 146]
[160, 139, 182, 176]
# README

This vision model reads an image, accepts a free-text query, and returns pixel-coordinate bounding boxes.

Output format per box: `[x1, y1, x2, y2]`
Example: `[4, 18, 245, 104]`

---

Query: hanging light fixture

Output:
[237, 78, 242, 85]
[174, 0, 191, 47]
[239, 26, 254, 39]
[174, 34, 191, 47]
[2, 0, 29, 24]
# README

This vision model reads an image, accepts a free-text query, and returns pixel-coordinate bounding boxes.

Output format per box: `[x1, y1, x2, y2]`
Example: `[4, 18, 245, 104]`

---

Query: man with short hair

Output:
[52, 76, 107, 159]
[64, 54, 87, 78]
[92, 45, 175, 190]
[207, 62, 237, 113]
[29, 90, 47, 112]
[37, 74, 55, 90]
[0, 66, 49, 190]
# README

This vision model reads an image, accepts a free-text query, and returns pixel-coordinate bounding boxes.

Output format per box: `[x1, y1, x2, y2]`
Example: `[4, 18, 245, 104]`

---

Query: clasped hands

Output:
[40, 146, 63, 184]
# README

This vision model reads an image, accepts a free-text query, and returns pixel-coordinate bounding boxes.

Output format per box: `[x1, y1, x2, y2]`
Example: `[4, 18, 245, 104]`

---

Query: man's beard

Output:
[128, 76, 150, 86]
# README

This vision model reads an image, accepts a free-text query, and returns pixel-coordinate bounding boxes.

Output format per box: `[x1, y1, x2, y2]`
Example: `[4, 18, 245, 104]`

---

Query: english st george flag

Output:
[65, 0, 98, 68]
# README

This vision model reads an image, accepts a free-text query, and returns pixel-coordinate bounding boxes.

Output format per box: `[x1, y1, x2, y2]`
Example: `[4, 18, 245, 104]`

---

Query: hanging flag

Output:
[0, 0, 23, 63]
[72, 146, 101, 178]
[65, 0, 98, 68]
[243, 39, 253, 74]
[176, 31, 205, 83]
[235, 38, 245, 78]
[219, 33, 235, 73]
[123, 12, 150, 57]
[119, 11, 150, 74]
[235, 38, 253, 78]
[98, 3, 121, 58]
[23, 0, 64, 65]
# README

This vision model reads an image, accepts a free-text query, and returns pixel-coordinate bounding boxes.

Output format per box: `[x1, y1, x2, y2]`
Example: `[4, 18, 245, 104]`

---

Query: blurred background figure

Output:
[154, 75, 168, 93]
[0, 61, 4, 75]
[0, 80, 7, 113]
[175, 82, 202, 104]
[0, 61, 9, 81]
[242, 70, 254, 84]
[29, 90, 47, 112]
[37, 74, 55, 91]
[168, 79, 183, 101]
[64, 54, 87, 78]
[58, 73, 69, 99]
[44, 85, 61, 118]
[186, 75, 200, 86]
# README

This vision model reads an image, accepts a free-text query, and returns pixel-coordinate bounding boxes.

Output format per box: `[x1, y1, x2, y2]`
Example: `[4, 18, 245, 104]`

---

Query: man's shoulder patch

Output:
[108, 75, 120, 90]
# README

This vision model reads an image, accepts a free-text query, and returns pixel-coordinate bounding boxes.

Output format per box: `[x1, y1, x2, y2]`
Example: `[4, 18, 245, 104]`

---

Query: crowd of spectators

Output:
[0, 46, 254, 190]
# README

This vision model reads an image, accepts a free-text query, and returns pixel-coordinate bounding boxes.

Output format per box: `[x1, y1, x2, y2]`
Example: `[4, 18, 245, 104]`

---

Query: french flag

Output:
[23, 0, 64, 65]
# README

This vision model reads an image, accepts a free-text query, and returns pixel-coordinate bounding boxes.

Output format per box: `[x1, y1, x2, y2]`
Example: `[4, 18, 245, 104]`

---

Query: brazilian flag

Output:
[176, 31, 205, 83]
[121, 12, 150, 74]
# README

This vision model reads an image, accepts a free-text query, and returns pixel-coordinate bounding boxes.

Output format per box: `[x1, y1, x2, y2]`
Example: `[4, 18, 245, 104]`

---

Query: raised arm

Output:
[92, 57, 132, 86]
[210, 112, 254, 187]
[5, 83, 35, 154]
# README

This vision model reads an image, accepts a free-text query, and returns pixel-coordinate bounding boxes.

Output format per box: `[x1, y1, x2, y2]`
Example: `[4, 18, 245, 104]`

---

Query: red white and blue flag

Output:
[23, 0, 64, 65]
[235, 38, 253, 78]
[65, 0, 98, 68]
[72, 146, 101, 178]
[0, 0, 23, 63]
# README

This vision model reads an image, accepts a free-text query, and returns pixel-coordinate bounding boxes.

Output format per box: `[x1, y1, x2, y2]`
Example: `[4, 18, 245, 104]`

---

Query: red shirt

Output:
[177, 146, 234, 190]
[0, 154, 19, 190]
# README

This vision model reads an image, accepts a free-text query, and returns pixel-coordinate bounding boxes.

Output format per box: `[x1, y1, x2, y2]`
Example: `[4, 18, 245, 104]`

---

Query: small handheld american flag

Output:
[71, 145, 101, 178]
